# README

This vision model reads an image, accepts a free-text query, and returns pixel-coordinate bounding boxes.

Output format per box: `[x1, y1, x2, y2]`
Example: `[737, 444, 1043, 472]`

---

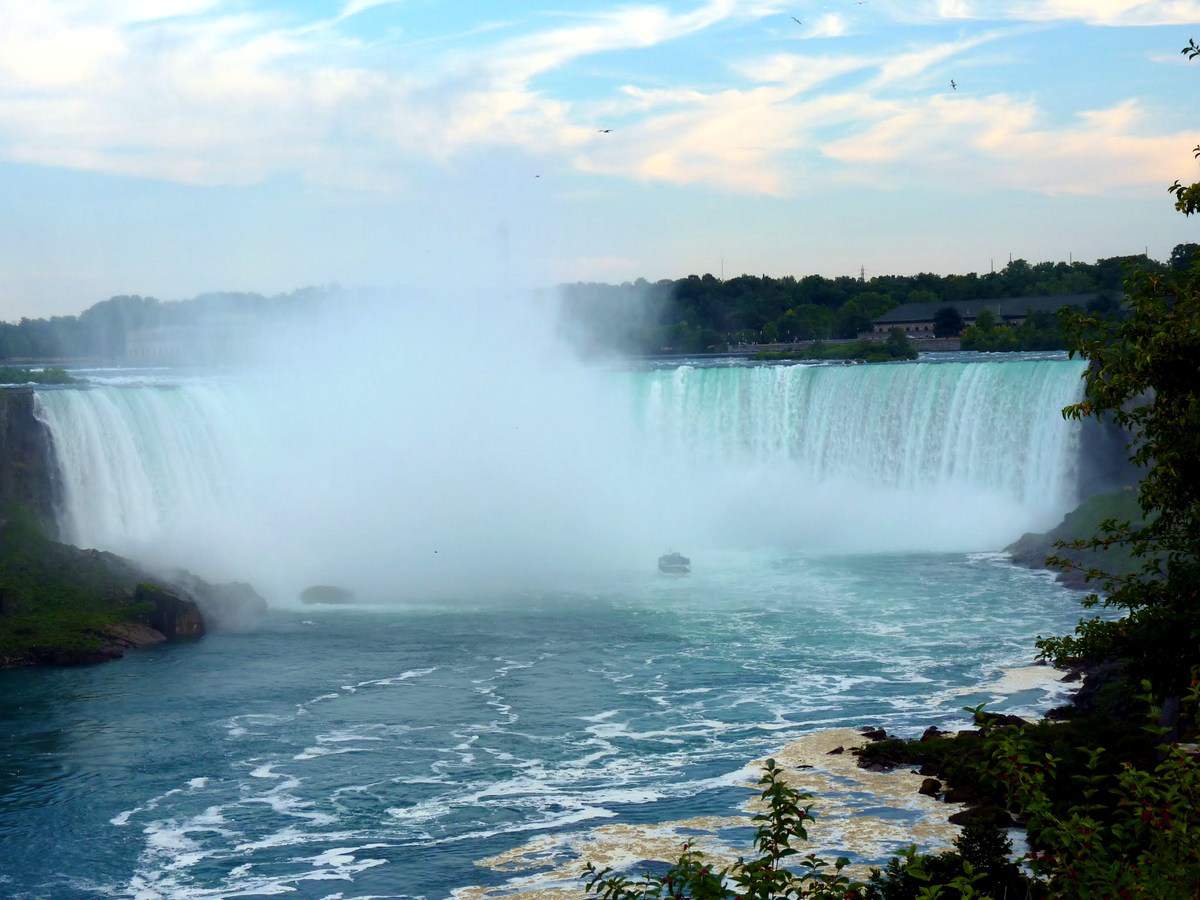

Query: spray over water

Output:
[32, 290, 1087, 601]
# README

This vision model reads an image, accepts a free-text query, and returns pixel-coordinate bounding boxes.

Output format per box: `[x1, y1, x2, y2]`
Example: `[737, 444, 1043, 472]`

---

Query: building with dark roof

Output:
[868, 293, 1104, 337]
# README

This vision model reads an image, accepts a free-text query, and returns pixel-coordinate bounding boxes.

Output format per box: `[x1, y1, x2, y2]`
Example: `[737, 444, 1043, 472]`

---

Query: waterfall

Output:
[33, 384, 252, 554]
[29, 357, 1089, 590]
[630, 358, 1087, 513]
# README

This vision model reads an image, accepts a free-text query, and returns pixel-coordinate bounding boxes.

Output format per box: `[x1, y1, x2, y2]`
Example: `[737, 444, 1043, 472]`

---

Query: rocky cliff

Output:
[1006, 488, 1143, 589]
[0, 389, 57, 529]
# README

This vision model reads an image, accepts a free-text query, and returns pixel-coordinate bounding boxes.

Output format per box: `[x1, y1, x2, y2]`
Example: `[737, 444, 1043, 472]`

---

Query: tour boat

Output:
[658, 552, 691, 575]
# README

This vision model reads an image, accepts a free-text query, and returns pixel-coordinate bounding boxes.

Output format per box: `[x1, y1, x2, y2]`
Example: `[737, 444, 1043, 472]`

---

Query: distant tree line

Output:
[3, 246, 1198, 361]
[0, 288, 337, 361]
[559, 245, 1200, 355]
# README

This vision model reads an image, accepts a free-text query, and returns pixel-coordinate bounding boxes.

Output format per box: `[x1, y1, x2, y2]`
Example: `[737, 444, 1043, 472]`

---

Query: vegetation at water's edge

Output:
[0, 366, 77, 385]
[754, 330, 918, 363]
[0, 507, 152, 665]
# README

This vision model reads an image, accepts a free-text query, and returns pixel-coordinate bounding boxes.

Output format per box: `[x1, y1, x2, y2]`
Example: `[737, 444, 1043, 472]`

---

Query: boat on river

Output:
[658, 552, 691, 575]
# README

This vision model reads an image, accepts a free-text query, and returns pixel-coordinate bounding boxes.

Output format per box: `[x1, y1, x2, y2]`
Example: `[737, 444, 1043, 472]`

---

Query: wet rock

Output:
[104, 622, 167, 649]
[137, 583, 205, 639]
[977, 712, 1028, 730]
[920, 726, 944, 741]
[300, 585, 356, 606]
[943, 784, 982, 804]
[827, 746, 845, 755]
[949, 806, 1014, 828]
[919, 778, 942, 797]
[170, 572, 268, 631]
[860, 727, 888, 741]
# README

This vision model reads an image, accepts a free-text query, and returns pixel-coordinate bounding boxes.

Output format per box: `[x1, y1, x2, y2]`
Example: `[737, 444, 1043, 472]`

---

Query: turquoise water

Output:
[4, 357, 1094, 896]
[1, 551, 1083, 898]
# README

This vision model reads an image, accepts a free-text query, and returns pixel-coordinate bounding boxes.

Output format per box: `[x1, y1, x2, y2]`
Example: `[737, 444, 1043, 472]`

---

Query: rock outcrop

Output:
[0, 512, 225, 668]
[137, 583, 206, 640]
[0, 388, 57, 529]
[1006, 487, 1143, 589]
[300, 584, 355, 606]
[167, 572, 268, 631]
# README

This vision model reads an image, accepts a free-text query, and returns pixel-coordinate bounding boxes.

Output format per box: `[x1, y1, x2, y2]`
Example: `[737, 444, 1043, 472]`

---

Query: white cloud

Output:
[800, 13, 849, 38]
[0, 0, 776, 188]
[0, 0, 1193, 202]
[823, 95, 1200, 194]
[883, 0, 1200, 25]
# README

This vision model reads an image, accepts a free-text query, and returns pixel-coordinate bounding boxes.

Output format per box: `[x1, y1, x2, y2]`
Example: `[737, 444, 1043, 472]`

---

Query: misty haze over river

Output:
[3, 294, 1096, 897]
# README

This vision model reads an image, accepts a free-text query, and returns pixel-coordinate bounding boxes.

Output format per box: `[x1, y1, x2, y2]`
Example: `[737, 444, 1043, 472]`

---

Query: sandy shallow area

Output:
[453, 727, 966, 899]
[453, 661, 1080, 898]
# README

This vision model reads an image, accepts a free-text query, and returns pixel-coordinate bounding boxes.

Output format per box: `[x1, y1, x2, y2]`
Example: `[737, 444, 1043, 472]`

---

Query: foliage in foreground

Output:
[584, 688, 1200, 899]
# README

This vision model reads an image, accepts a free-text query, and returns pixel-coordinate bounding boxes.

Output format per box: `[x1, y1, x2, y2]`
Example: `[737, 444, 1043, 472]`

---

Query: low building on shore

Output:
[866, 293, 1105, 338]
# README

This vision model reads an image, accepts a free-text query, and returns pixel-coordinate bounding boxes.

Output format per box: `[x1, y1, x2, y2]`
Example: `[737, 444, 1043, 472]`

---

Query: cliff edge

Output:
[0, 389, 57, 529]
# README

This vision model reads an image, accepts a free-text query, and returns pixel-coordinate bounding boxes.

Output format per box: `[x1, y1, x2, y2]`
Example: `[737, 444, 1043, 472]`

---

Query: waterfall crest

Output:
[31, 358, 1088, 592]
[631, 359, 1086, 511]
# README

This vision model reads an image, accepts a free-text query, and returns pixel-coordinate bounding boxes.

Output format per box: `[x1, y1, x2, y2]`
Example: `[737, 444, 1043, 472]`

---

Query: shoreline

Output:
[454, 660, 1078, 898]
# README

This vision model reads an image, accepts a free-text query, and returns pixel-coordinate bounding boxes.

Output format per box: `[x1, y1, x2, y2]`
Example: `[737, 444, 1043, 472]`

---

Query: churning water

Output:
[2, 356, 1093, 897]
[31, 356, 1088, 593]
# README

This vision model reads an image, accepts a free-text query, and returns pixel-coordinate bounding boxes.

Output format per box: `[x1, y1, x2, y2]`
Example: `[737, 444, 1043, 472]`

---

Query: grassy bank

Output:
[0, 509, 174, 666]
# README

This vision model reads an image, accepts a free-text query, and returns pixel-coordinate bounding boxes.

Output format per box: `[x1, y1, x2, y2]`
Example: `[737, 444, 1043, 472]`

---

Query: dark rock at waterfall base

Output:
[137, 584, 205, 639]
[301, 585, 356, 606]
[168, 571, 268, 631]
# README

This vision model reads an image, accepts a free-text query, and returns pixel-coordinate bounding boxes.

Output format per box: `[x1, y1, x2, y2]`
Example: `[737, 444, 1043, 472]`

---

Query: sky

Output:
[1, 0, 1199, 318]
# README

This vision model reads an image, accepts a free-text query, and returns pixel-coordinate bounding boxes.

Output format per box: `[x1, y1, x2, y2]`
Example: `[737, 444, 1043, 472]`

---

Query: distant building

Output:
[868, 293, 1105, 337]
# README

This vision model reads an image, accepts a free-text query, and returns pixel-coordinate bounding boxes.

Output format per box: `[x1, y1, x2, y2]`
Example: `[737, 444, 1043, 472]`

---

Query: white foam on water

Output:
[351, 667, 438, 690]
[292, 746, 371, 762]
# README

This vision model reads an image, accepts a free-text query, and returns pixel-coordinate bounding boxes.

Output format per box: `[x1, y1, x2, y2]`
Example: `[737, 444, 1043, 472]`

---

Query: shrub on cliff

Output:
[0, 366, 77, 385]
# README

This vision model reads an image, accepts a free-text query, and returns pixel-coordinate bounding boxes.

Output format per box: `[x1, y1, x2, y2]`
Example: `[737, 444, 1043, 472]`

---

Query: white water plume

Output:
[32, 292, 1088, 601]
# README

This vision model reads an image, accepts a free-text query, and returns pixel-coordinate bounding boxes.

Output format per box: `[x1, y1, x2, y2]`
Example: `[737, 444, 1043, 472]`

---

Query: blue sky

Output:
[1, 0, 1198, 317]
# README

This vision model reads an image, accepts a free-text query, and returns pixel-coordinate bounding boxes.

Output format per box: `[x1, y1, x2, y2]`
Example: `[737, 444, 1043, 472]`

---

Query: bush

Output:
[0, 366, 77, 385]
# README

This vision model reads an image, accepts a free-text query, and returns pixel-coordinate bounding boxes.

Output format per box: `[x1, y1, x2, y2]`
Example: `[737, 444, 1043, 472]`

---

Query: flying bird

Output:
[950, 79, 957, 91]
[791, 16, 803, 25]
[598, 128, 613, 133]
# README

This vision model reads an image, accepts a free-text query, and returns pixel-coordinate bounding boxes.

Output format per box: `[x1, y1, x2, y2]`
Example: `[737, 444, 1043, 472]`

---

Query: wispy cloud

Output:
[882, 0, 1200, 25]
[0, 0, 1194, 201]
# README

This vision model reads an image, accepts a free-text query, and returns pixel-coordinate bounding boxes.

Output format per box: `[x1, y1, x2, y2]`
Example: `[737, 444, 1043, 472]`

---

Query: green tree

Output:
[885, 328, 917, 359]
[1041, 38, 1200, 696]
[973, 308, 999, 332]
[1170, 242, 1200, 270]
